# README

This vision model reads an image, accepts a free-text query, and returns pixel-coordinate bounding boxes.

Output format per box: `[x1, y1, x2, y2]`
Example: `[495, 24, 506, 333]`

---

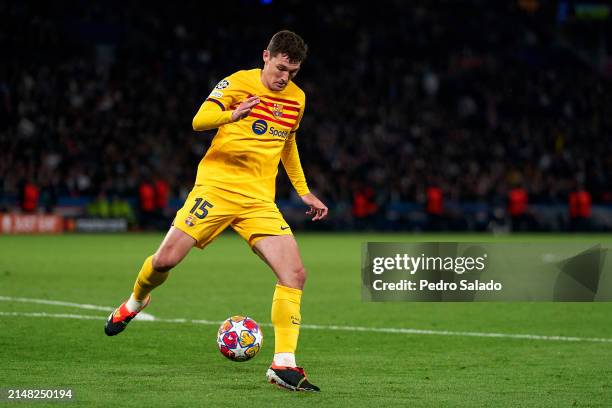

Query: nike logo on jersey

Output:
[280, 225, 290, 231]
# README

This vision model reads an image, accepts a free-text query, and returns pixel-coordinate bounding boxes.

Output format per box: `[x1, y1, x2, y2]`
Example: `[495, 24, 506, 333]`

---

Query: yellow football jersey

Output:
[194, 69, 309, 202]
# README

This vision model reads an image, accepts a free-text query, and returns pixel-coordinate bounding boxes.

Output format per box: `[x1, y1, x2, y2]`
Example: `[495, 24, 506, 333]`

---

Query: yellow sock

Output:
[271, 284, 302, 354]
[132, 256, 169, 301]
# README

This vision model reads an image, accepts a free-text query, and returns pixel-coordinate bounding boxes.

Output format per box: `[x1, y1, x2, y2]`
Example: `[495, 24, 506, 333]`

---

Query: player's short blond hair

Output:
[267, 30, 308, 63]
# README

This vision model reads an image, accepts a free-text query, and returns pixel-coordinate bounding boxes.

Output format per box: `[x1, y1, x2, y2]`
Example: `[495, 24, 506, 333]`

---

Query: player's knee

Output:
[152, 251, 179, 272]
[290, 265, 307, 290]
[277, 264, 306, 289]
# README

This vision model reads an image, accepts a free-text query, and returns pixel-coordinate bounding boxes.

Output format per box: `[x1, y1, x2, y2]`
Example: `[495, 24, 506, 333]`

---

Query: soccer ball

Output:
[217, 315, 263, 362]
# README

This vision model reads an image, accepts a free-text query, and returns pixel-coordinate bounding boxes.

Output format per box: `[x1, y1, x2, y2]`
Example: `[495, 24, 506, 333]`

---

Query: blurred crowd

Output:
[1, 1, 611, 230]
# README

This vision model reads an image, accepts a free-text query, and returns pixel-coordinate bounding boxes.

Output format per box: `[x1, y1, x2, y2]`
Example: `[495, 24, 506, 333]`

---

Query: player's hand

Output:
[231, 96, 260, 122]
[301, 193, 328, 221]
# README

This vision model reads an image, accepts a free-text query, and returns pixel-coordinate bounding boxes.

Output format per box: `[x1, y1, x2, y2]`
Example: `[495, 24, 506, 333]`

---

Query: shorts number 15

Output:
[190, 198, 214, 219]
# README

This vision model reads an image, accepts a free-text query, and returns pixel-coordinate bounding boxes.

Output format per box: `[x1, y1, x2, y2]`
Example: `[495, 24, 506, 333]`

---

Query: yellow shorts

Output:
[173, 185, 292, 249]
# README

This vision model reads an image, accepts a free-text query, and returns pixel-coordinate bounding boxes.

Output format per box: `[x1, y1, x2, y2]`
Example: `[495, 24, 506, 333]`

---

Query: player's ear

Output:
[263, 49, 270, 64]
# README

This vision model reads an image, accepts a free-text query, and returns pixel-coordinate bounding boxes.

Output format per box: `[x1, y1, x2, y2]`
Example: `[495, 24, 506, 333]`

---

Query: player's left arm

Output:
[281, 98, 328, 221]
[301, 191, 329, 221]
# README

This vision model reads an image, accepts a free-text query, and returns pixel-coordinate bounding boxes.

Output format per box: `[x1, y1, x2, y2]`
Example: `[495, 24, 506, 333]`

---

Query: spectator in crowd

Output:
[138, 179, 156, 230]
[569, 185, 592, 231]
[508, 185, 530, 231]
[20, 179, 39, 213]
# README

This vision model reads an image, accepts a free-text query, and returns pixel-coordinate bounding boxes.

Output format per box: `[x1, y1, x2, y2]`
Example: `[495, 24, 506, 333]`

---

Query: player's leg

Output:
[253, 234, 306, 288]
[251, 235, 319, 392]
[253, 235, 305, 364]
[133, 226, 196, 300]
[232, 203, 319, 390]
[104, 227, 195, 336]
[105, 185, 234, 336]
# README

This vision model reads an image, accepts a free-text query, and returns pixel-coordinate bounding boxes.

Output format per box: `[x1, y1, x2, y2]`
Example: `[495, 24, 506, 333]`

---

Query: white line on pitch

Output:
[0, 312, 105, 321]
[0, 295, 158, 320]
[0, 295, 115, 311]
[1, 311, 611, 344]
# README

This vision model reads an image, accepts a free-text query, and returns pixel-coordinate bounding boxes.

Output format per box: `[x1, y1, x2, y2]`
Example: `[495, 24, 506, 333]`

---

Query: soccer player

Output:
[104, 30, 327, 392]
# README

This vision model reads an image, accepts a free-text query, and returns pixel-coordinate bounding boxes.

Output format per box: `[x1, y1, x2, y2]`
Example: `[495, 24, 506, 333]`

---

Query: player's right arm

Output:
[192, 74, 260, 131]
[192, 101, 233, 131]
[192, 96, 260, 131]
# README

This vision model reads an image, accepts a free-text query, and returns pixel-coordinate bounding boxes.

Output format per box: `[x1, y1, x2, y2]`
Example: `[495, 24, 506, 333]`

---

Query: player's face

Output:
[261, 50, 301, 91]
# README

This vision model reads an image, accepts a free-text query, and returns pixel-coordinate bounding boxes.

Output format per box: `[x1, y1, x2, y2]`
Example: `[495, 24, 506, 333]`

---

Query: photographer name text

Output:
[370, 253, 502, 292]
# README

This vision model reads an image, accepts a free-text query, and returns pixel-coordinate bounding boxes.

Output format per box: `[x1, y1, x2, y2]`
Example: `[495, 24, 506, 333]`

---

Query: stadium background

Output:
[2, 1, 612, 407]
[2, 0, 611, 232]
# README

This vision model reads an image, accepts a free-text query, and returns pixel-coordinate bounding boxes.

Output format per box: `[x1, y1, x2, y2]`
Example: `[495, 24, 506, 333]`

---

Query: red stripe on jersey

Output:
[206, 98, 226, 111]
[259, 100, 300, 112]
[253, 105, 298, 120]
[261, 95, 300, 106]
[249, 112, 295, 128]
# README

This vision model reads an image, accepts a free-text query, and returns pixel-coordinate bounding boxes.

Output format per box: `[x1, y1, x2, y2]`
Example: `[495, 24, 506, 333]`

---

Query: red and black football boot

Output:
[266, 364, 320, 392]
[104, 296, 150, 336]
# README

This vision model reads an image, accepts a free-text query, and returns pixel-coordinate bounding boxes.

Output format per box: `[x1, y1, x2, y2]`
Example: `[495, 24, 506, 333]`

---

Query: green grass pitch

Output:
[1, 232, 611, 407]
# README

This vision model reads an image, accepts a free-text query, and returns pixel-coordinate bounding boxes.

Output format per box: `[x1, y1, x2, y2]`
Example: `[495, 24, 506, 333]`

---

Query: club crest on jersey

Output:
[185, 214, 196, 227]
[272, 103, 284, 118]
